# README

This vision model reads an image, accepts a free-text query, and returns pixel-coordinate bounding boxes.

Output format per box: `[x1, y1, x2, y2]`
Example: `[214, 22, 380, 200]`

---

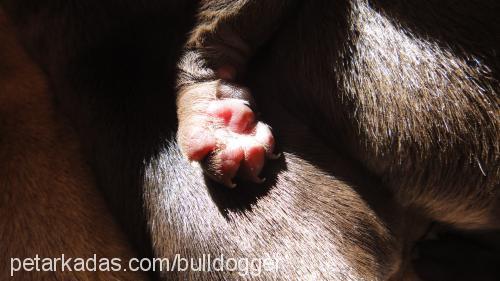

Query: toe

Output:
[240, 140, 266, 183]
[181, 126, 217, 161]
[204, 141, 245, 188]
[254, 122, 279, 159]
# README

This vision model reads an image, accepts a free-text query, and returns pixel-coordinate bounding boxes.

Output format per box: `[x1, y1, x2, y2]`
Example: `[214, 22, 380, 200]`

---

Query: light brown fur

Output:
[0, 10, 149, 281]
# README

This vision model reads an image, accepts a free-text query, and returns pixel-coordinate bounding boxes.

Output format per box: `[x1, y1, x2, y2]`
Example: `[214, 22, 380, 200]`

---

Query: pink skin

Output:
[182, 98, 278, 188]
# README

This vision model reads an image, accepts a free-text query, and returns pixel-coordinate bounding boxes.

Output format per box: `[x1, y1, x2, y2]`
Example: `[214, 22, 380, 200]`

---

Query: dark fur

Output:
[178, 0, 499, 229]
[2, 0, 198, 264]
[1, 0, 499, 280]
[147, 97, 415, 280]
[175, 0, 499, 279]
[0, 10, 149, 280]
[263, 0, 500, 229]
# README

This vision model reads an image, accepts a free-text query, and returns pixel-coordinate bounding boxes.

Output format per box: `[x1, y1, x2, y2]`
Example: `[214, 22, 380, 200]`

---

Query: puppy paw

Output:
[177, 81, 278, 187]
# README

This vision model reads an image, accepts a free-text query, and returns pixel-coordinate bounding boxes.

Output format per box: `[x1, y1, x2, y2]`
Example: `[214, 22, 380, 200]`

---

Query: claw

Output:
[204, 140, 244, 188]
[252, 176, 266, 184]
[268, 152, 281, 160]
[205, 171, 237, 189]
[223, 179, 237, 188]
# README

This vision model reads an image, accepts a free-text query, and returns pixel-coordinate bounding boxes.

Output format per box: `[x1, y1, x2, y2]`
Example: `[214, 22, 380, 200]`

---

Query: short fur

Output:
[177, 0, 499, 229]
[0, 10, 149, 281]
[2, 0, 499, 280]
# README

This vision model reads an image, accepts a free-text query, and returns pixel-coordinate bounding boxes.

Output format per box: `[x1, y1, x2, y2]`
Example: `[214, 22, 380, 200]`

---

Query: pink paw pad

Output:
[207, 99, 255, 133]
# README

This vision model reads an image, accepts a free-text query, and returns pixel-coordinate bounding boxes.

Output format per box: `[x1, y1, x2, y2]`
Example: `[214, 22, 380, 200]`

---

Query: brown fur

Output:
[175, 0, 499, 279]
[0, 10, 148, 281]
[177, 0, 499, 232]
[147, 97, 416, 280]
[262, 0, 500, 229]
[1, 0, 498, 280]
